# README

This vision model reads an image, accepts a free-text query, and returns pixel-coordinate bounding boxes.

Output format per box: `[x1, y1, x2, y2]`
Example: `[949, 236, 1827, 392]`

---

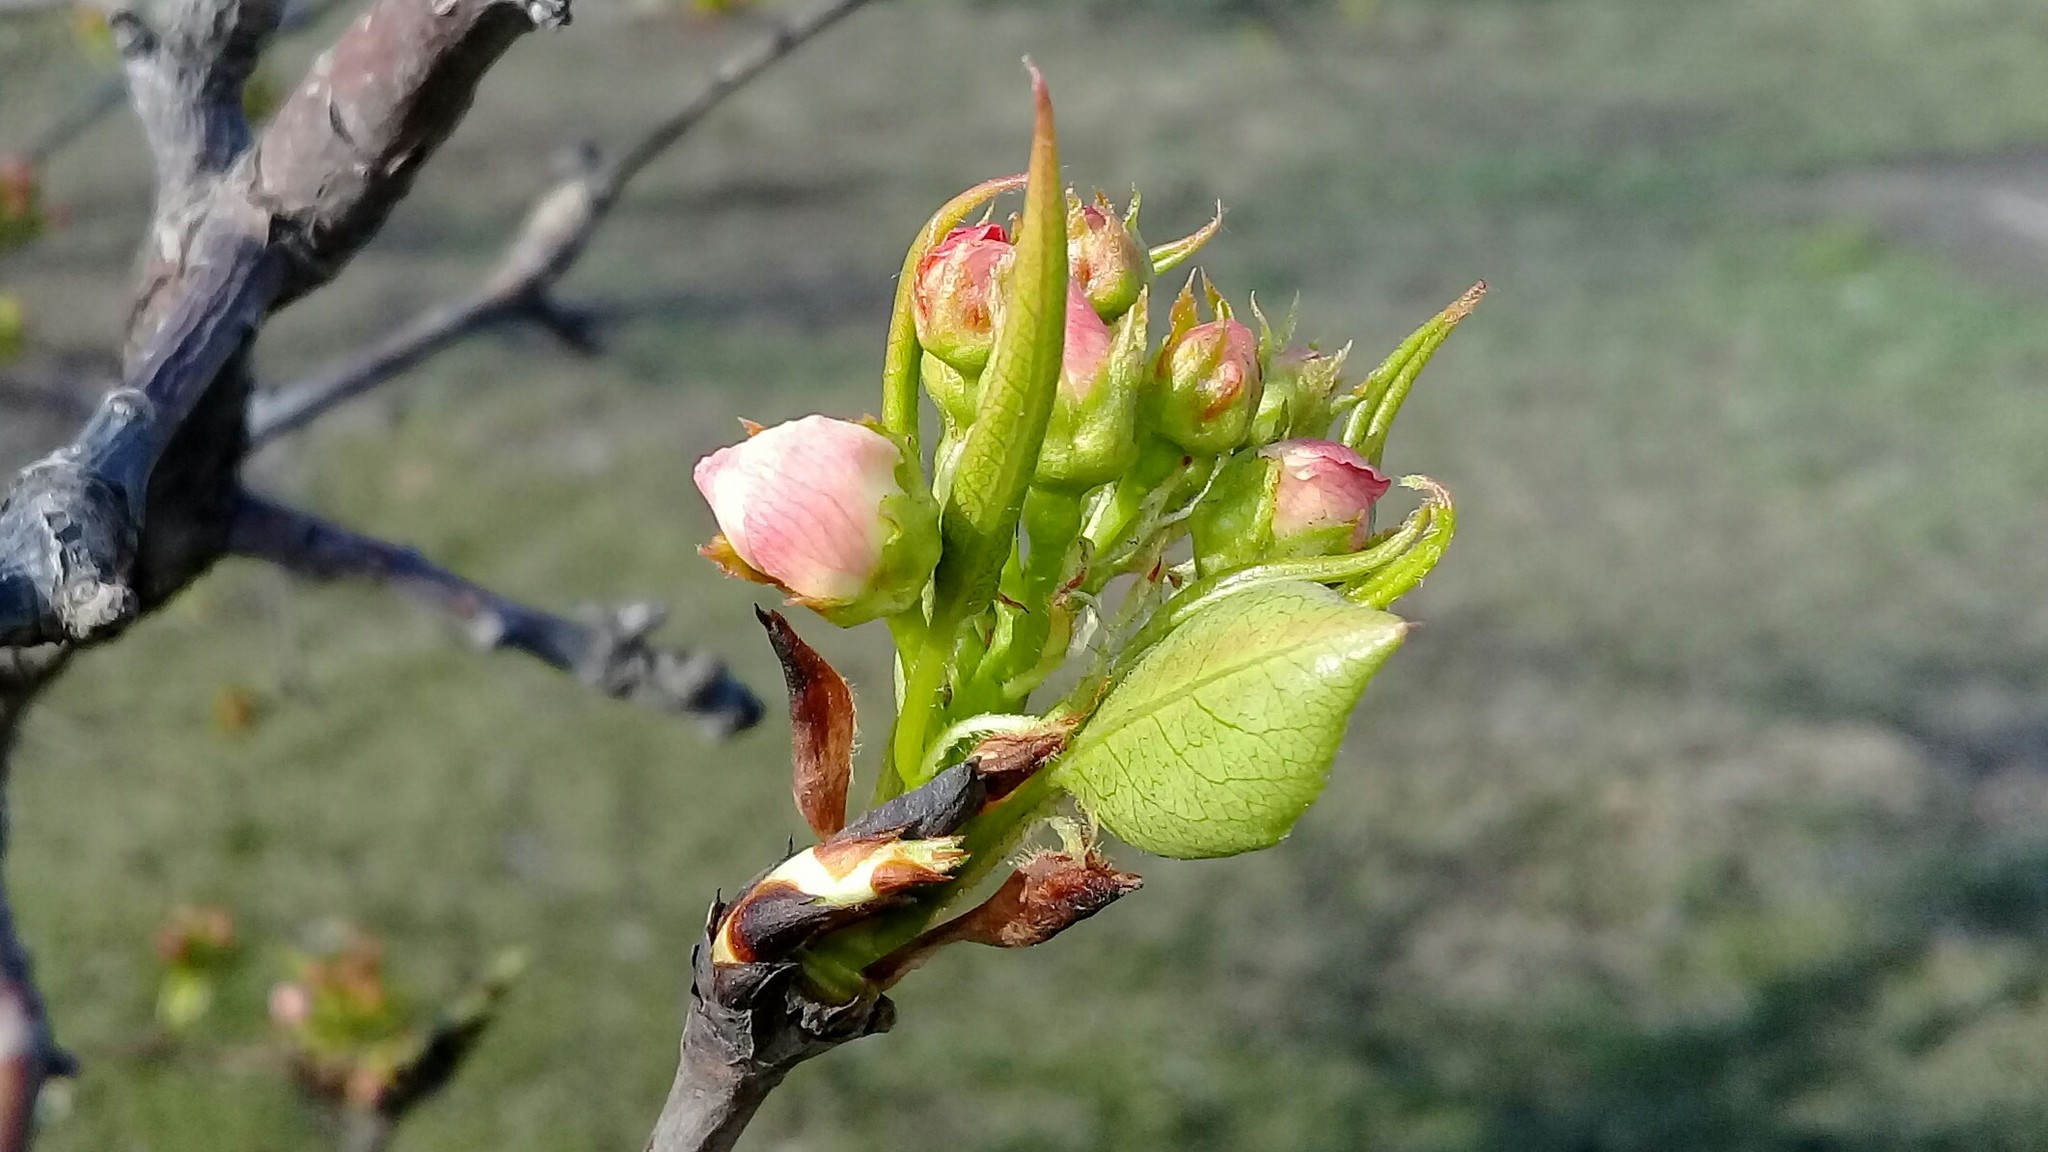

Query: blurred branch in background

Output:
[0, 0, 885, 1134]
[226, 493, 763, 734]
[248, 0, 875, 446]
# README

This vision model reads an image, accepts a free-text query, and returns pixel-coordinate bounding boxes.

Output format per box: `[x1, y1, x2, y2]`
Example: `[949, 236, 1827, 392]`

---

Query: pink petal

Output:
[1060, 282, 1113, 402]
[1262, 439, 1393, 547]
[694, 416, 906, 604]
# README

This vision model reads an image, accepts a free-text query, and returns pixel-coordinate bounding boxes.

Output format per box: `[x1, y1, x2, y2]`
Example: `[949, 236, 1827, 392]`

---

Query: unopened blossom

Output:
[1153, 317, 1262, 455]
[1263, 439, 1391, 550]
[1037, 283, 1145, 489]
[694, 415, 939, 624]
[1191, 437, 1392, 576]
[1067, 196, 1147, 321]
[1060, 282, 1113, 402]
[914, 223, 1013, 375]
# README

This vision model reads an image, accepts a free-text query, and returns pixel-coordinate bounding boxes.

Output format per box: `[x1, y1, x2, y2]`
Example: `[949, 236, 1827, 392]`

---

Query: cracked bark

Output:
[644, 906, 893, 1152]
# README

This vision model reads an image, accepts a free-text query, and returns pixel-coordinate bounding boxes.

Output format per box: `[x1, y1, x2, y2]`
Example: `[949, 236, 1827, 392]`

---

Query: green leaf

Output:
[1056, 581, 1407, 859]
[0, 295, 21, 363]
[157, 969, 215, 1032]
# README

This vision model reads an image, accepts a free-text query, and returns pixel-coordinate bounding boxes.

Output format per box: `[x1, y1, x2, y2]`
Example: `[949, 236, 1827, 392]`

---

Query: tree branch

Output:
[226, 493, 762, 734]
[249, 0, 874, 446]
[0, 0, 574, 652]
[644, 902, 892, 1152]
[111, 0, 285, 200]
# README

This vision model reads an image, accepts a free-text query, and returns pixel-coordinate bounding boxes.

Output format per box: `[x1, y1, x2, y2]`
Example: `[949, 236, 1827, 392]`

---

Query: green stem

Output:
[883, 620, 958, 799]
[1081, 438, 1182, 567]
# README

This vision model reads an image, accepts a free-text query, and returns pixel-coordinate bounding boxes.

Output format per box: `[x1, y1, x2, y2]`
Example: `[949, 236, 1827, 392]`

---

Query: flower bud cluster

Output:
[687, 77, 1470, 1006]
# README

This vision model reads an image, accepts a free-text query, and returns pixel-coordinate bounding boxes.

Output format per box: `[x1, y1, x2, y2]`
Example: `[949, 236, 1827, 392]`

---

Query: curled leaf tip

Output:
[1150, 201, 1225, 275]
[757, 607, 856, 840]
[1400, 473, 1453, 503]
[1445, 280, 1487, 323]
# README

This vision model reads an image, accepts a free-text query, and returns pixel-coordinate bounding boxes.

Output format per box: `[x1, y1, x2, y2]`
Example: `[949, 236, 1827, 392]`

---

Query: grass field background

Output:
[9, 1, 2048, 1148]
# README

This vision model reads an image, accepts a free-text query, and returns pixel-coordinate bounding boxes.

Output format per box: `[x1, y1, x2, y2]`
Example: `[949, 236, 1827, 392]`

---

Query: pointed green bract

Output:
[886, 70, 1070, 792]
[930, 70, 1068, 627]
[1149, 201, 1224, 275]
[1341, 282, 1485, 466]
[1056, 581, 1408, 859]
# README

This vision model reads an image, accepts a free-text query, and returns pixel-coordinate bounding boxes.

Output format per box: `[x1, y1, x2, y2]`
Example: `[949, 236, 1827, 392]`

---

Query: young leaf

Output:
[1055, 581, 1407, 859]
[885, 71, 1067, 790]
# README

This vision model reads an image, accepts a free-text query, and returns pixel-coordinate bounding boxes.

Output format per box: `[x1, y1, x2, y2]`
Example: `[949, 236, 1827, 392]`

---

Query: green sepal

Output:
[1148, 201, 1223, 276]
[923, 350, 980, 438]
[1252, 343, 1351, 445]
[1188, 448, 1278, 577]
[807, 423, 942, 627]
[1340, 282, 1485, 466]
[1347, 476, 1456, 609]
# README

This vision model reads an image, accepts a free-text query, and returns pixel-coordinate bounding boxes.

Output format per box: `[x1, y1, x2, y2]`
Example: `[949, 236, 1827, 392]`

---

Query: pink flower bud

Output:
[1060, 282, 1113, 403]
[1190, 438, 1392, 576]
[1067, 198, 1147, 321]
[694, 415, 940, 623]
[1153, 317, 1263, 455]
[913, 223, 1014, 375]
[1262, 439, 1391, 549]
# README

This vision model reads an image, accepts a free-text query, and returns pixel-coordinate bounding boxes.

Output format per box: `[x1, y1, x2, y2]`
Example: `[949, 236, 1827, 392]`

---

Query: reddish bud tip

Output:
[1154, 317, 1263, 454]
[914, 224, 1015, 375]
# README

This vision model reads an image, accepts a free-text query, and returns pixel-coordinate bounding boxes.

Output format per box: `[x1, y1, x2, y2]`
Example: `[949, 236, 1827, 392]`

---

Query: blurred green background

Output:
[10, 0, 2048, 1147]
